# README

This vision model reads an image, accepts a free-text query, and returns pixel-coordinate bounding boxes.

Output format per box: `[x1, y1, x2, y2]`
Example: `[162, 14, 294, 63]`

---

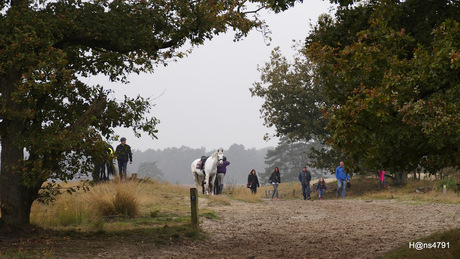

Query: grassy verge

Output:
[258, 177, 460, 203]
[0, 179, 208, 257]
[382, 228, 460, 259]
[0, 224, 203, 258]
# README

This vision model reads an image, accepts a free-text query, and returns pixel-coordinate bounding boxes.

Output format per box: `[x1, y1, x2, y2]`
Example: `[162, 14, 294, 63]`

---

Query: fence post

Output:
[265, 189, 268, 198]
[190, 188, 199, 227]
[443, 185, 447, 197]
[293, 189, 296, 197]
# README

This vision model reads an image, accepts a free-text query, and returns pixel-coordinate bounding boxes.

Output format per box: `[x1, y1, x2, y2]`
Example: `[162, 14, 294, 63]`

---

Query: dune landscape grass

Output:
[1, 176, 459, 257]
[257, 177, 460, 203]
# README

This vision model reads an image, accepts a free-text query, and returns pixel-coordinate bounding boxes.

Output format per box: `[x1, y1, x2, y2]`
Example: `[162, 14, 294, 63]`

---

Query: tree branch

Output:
[69, 91, 107, 132]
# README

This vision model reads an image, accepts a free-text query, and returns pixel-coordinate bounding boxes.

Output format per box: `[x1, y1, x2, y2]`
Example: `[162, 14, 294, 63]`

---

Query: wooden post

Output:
[293, 189, 296, 197]
[190, 188, 199, 227]
[265, 189, 268, 198]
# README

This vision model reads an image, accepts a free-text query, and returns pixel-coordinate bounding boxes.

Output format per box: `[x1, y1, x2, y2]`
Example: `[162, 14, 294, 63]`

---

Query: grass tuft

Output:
[228, 186, 262, 203]
[87, 181, 140, 219]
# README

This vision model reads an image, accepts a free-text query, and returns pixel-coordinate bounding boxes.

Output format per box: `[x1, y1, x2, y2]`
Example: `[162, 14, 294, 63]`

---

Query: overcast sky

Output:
[88, 0, 335, 152]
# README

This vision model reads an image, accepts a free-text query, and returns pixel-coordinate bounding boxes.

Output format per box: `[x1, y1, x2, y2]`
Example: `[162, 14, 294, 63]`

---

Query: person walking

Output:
[116, 137, 132, 180]
[315, 177, 327, 200]
[247, 169, 260, 194]
[378, 170, 386, 188]
[298, 166, 311, 200]
[215, 156, 230, 195]
[335, 161, 350, 198]
[269, 167, 281, 200]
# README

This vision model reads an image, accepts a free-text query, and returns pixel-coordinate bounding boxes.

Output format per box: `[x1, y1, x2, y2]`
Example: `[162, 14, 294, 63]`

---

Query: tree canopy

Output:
[0, 0, 302, 228]
[261, 136, 325, 183]
[253, 0, 460, 183]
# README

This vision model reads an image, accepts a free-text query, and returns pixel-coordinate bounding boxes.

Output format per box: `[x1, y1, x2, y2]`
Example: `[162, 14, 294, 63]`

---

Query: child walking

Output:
[315, 177, 327, 200]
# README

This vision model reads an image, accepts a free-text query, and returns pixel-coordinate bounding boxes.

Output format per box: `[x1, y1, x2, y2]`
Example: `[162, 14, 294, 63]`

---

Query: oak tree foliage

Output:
[0, 0, 298, 227]
[253, 0, 460, 183]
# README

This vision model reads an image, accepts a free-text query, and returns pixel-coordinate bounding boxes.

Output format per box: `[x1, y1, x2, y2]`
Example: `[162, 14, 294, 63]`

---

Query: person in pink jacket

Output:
[378, 170, 386, 188]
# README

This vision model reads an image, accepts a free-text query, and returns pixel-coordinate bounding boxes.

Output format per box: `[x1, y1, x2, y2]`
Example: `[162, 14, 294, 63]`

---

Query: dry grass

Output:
[207, 195, 232, 206]
[30, 179, 193, 231]
[27, 177, 460, 232]
[87, 180, 140, 219]
[337, 177, 460, 204]
[227, 186, 262, 203]
[30, 186, 90, 228]
[256, 178, 460, 203]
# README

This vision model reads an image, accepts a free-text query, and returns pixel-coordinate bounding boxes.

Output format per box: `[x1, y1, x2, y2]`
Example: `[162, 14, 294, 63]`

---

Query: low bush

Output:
[436, 177, 458, 192]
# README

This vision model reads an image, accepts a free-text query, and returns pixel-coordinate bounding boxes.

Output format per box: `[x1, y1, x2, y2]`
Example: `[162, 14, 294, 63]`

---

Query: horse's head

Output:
[217, 149, 224, 165]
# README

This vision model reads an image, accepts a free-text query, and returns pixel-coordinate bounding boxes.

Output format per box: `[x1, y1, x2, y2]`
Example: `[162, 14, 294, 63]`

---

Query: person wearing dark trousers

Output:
[104, 144, 115, 181]
[116, 137, 132, 180]
[247, 169, 260, 194]
[298, 166, 312, 200]
[269, 167, 281, 200]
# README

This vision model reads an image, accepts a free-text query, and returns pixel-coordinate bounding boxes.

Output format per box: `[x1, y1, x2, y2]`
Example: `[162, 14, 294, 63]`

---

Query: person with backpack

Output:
[335, 161, 350, 198]
[247, 169, 260, 194]
[315, 177, 327, 200]
[298, 166, 311, 200]
[269, 167, 281, 200]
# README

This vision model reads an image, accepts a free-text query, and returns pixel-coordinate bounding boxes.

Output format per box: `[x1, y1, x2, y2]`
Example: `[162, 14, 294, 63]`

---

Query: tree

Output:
[307, 1, 460, 183]
[137, 162, 164, 181]
[0, 0, 299, 228]
[253, 0, 460, 184]
[261, 136, 324, 183]
[251, 45, 329, 142]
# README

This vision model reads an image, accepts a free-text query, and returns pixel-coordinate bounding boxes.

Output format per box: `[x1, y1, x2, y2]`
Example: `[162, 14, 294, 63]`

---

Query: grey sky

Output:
[88, 0, 335, 152]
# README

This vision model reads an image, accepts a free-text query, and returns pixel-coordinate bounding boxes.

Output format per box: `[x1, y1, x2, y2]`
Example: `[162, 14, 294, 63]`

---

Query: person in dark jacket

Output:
[247, 169, 260, 194]
[214, 156, 230, 195]
[315, 177, 327, 200]
[298, 166, 312, 200]
[104, 143, 115, 181]
[116, 137, 132, 180]
[268, 167, 281, 200]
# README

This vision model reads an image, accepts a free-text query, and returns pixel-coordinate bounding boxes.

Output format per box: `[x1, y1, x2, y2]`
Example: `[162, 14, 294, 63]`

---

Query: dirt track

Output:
[156, 198, 460, 258]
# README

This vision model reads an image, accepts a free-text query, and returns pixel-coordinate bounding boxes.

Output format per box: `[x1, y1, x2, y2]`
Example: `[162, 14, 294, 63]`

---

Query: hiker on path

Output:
[269, 167, 281, 200]
[335, 161, 350, 198]
[247, 169, 260, 194]
[298, 166, 311, 200]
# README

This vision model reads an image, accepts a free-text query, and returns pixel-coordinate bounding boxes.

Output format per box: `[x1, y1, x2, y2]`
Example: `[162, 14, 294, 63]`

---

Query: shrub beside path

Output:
[157, 199, 460, 258]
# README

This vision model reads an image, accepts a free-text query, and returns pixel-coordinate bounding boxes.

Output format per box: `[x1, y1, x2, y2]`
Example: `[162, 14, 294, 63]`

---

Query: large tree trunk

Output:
[0, 69, 42, 228]
[0, 144, 42, 228]
[394, 171, 408, 185]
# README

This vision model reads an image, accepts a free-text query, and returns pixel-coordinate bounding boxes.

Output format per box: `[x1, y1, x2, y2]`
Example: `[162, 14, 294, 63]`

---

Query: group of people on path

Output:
[262, 161, 351, 201]
[93, 137, 133, 182]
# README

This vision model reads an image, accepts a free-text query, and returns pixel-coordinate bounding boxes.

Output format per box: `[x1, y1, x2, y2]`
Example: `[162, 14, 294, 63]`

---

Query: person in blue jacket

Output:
[298, 166, 311, 200]
[335, 161, 350, 198]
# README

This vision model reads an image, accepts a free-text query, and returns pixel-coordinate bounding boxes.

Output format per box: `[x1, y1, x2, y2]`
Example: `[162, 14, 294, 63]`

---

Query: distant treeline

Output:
[131, 144, 270, 185]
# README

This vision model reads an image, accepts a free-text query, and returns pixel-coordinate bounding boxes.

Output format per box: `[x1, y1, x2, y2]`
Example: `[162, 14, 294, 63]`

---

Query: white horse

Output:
[191, 149, 224, 195]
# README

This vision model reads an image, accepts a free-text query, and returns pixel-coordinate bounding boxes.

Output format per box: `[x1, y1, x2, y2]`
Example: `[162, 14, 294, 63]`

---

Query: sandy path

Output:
[156, 198, 460, 258]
